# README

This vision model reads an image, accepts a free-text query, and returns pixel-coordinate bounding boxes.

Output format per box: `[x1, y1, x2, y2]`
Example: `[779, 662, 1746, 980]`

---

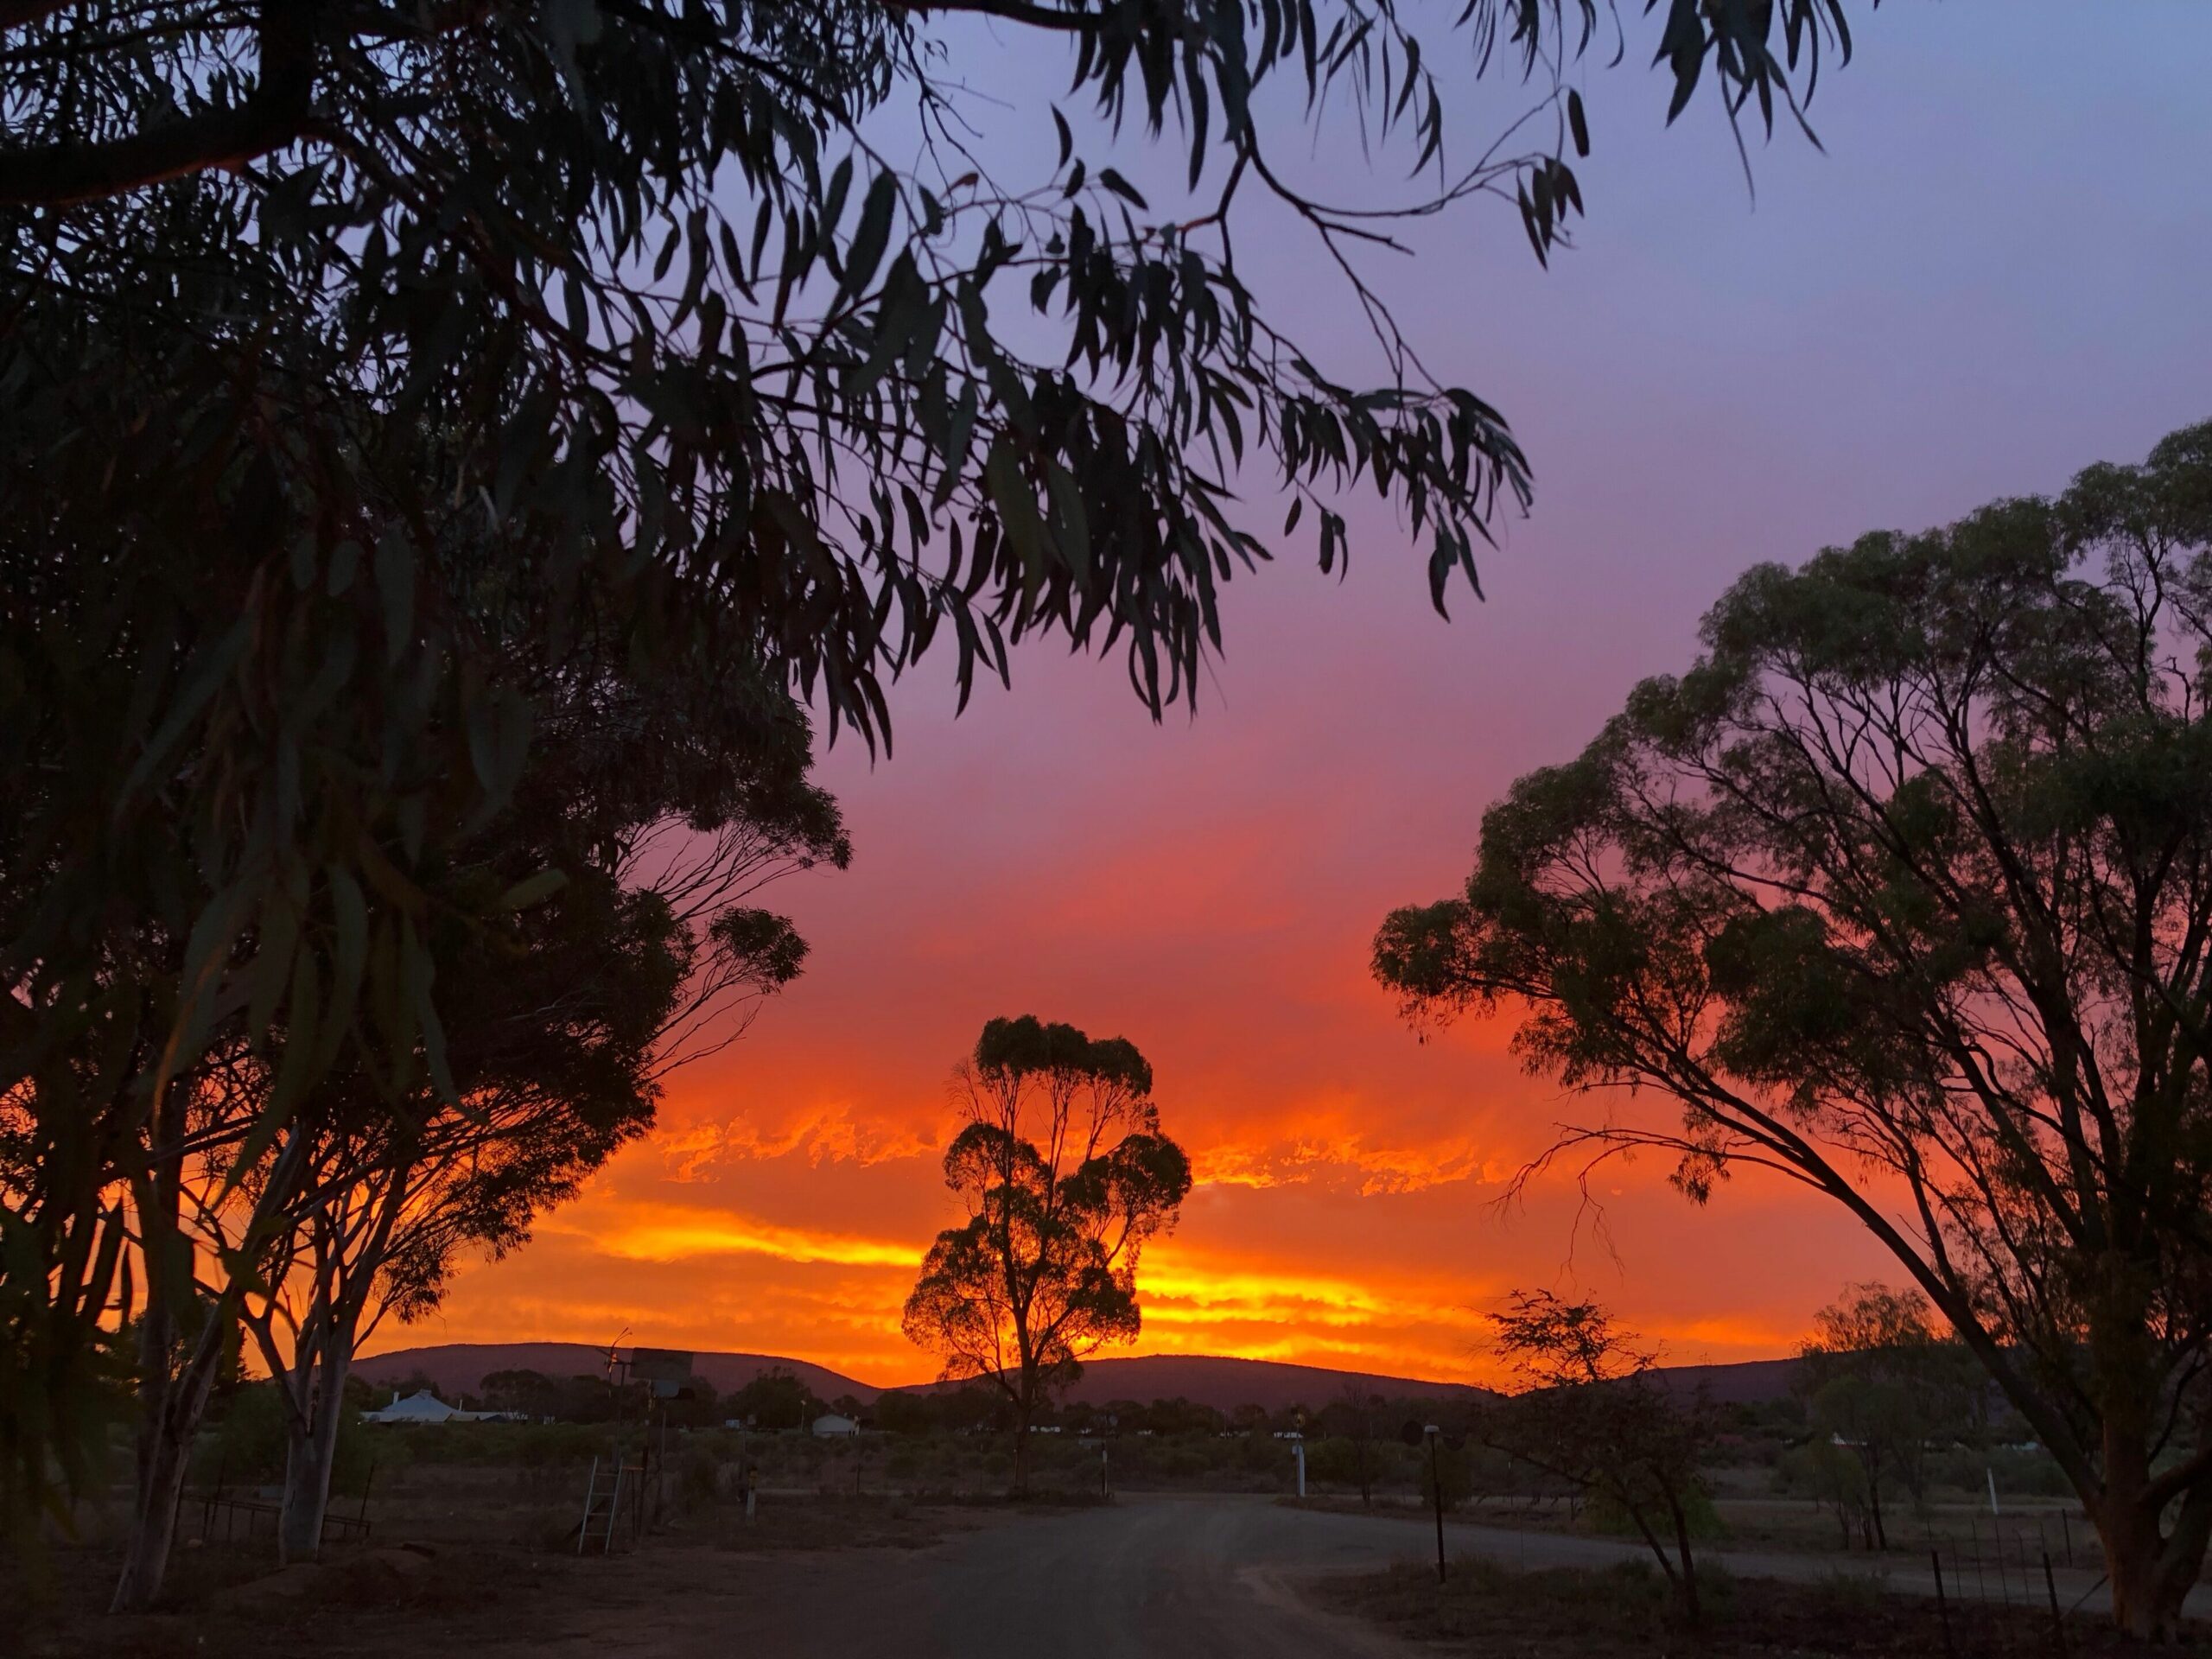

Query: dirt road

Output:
[524, 1495, 1413, 1659]
[497, 1492, 2198, 1657]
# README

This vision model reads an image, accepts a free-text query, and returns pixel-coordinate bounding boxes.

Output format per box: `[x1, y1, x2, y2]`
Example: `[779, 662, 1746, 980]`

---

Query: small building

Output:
[361, 1388, 517, 1425]
[810, 1413, 860, 1439]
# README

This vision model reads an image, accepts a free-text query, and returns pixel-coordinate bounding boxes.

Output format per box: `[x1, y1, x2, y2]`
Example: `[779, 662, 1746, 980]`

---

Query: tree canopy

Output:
[730, 1365, 827, 1432]
[1794, 1282, 1980, 1549]
[903, 1015, 1191, 1491]
[1376, 419, 2212, 1637]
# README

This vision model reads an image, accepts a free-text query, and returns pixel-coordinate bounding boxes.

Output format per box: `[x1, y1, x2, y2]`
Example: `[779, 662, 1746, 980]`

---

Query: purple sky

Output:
[398, 3, 2212, 1384]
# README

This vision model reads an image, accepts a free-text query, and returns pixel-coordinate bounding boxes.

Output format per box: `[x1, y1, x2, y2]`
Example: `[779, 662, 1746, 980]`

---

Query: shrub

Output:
[190, 1382, 383, 1497]
[1583, 1483, 1726, 1541]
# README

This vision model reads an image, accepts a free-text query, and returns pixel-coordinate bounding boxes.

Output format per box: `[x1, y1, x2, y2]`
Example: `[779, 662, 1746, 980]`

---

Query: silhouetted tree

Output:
[872, 1389, 934, 1437]
[1796, 1282, 1981, 1547]
[729, 1368, 823, 1433]
[1481, 1293, 1715, 1621]
[127, 652, 845, 1583]
[1320, 1378, 1385, 1506]
[481, 1370, 559, 1418]
[1376, 423, 2212, 1637]
[1779, 1434, 1875, 1550]
[4, 0, 1874, 1551]
[902, 1017, 1190, 1494]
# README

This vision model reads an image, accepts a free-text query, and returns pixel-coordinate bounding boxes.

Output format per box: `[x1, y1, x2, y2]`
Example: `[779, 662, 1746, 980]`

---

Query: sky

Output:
[367, 3, 2212, 1389]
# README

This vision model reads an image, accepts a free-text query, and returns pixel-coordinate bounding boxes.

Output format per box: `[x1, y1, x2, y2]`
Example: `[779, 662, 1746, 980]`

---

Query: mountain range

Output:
[353, 1343, 1801, 1412]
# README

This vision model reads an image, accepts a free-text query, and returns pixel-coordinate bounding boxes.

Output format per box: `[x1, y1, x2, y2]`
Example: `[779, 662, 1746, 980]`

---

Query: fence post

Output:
[2043, 1549, 2067, 1656]
[1427, 1427, 1447, 1586]
[1933, 1548, 1955, 1658]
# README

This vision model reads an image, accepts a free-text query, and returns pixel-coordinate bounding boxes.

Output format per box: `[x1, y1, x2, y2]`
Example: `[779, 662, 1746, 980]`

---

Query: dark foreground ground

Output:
[14, 1492, 2197, 1659]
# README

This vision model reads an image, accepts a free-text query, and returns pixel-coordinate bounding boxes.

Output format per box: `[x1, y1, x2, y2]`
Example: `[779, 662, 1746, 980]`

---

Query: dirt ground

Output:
[15, 1484, 2192, 1659]
[1315, 1554, 2187, 1657]
[10, 1492, 1006, 1659]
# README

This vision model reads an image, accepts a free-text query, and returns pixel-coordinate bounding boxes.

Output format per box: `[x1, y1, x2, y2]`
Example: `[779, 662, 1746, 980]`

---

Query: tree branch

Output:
[0, 1, 76, 28]
[0, 2, 318, 208]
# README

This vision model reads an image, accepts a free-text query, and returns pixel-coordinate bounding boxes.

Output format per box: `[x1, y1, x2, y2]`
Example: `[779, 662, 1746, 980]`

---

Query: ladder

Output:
[578, 1456, 633, 1555]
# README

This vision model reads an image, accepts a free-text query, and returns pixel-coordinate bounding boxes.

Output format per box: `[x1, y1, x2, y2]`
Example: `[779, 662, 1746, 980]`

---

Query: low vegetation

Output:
[1317, 1555, 2175, 1658]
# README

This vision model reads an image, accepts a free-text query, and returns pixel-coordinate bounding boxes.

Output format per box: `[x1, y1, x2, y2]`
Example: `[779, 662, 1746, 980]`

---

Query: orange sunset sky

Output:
[367, 5, 2212, 1389]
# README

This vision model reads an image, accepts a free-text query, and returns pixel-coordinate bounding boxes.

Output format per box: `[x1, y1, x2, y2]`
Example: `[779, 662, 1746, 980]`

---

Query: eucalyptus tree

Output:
[231, 792, 842, 1568]
[1376, 422, 2212, 1637]
[158, 643, 845, 1588]
[1796, 1282, 1980, 1546]
[2, 0, 1873, 1536]
[903, 1016, 1191, 1493]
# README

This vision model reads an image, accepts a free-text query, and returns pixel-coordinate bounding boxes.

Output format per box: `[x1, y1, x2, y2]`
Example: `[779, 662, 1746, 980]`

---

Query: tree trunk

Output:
[1666, 1491, 1701, 1624]
[1620, 1490, 1683, 1600]
[1011, 1410, 1031, 1497]
[2088, 1304, 2212, 1642]
[110, 1397, 194, 1613]
[2095, 1482, 2212, 1641]
[276, 1323, 357, 1564]
[111, 1313, 225, 1612]
[2101, 1497, 2170, 1641]
[112, 1084, 226, 1616]
[278, 1377, 345, 1564]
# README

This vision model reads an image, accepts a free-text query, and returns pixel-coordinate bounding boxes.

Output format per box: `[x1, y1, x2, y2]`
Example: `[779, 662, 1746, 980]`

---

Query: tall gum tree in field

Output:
[903, 1016, 1191, 1494]
[1375, 423, 2212, 1638]
[1794, 1281, 1981, 1548]
[4, 0, 1873, 1560]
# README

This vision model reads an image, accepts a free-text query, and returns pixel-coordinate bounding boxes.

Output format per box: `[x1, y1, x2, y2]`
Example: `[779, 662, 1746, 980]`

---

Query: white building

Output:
[810, 1413, 861, 1438]
[361, 1388, 519, 1425]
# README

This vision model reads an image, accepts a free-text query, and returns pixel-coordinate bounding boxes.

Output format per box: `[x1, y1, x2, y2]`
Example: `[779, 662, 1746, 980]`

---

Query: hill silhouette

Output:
[354, 1343, 1799, 1412]
[960, 1354, 1486, 1413]
[354, 1342, 874, 1405]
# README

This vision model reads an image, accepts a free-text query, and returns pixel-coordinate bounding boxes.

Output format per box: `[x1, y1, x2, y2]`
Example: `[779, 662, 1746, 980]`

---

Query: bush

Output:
[190, 1382, 384, 1497]
[1583, 1482, 1726, 1541]
[1928, 1446, 2074, 1500]
[1303, 1436, 1365, 1491]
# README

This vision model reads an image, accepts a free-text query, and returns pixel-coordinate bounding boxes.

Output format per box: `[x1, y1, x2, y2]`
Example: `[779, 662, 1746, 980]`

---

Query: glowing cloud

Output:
[1190, 1134, 1511, 1197]
[562, 1201, 920, 1268]
[657, 1107, 938, 1181]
